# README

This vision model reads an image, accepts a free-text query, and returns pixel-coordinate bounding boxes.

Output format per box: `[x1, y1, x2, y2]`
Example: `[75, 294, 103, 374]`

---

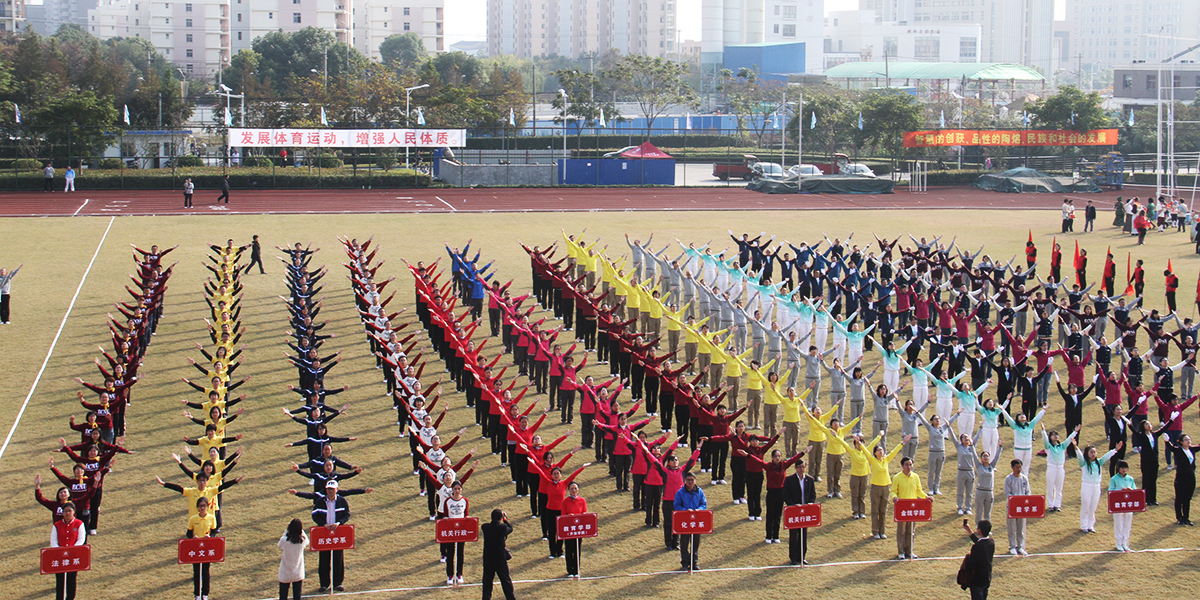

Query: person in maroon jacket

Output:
[739, 447, 810, 543]
[595, 414, 652, 492]
[629, 430, 669, 512]
[654, 442, 704, 549]
[48, 462, 99, 530]
[34, 474, 88, 523]
[700, 404, 747, 485]
[707, 421, 773, 504]
[637, 437, 682, 527]
[558, 353, 588, 424]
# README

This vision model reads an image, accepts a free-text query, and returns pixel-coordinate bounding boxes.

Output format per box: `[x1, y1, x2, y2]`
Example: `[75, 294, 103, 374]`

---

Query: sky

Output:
[444, 0, 1064, 50]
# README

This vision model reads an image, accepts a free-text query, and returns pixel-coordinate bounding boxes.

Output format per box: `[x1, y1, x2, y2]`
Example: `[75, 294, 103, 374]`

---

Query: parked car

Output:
[843, 163, 876, 177]
[787, 164, 824, 177]
[712, 154, 760, 180]
[602, 146, 639, 158]
[751, 162, 786, 180]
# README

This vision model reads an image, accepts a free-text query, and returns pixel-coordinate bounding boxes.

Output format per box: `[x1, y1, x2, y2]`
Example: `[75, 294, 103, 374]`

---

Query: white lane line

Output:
[72, 198, 90, 216]
[250, 546, 1192, 599]
[434, 195, 458, 212]
[0, 216, 116, 465]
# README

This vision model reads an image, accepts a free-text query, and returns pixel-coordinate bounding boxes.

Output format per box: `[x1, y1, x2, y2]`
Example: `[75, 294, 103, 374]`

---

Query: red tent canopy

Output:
[619, 142, 673, 159]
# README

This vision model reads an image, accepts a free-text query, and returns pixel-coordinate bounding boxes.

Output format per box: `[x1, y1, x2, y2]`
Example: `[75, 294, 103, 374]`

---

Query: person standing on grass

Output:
[0, 264, 22, 324]
[1071, 440, 1121, 533]
[43, 162, 54, 192]
[1003, 459, 1030, 556]
[287, 480, 373, 593]
[186, 496, 216, 600]
[1109, 460, 1137, 552]
[782, 458, 817, 565]
[891, 455, 929, 560]
[51, 502, 85, 600]
[673, 471, 707, 570]
[217, 175, 230, 204]
[64, 165, 76, 192]
[960, 519, 995, 600]
[277, 518, 308, 600]
[1084, 200, 1097, 232]
[245, 235, 265, 275]
[1167, 434, 1196, 526]
[560, 481, 587, 579]
[480, 508, 516, 600]
[183, 178, 194, 208]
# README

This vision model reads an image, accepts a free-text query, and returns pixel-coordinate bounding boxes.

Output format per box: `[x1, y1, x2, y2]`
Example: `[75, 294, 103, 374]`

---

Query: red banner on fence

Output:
[178, 537, 226, 564]
[40, 545, 91, 575]
[556, 513, 599, 540]
[893, 498, 934, 522]
[309, 524, 355, 551]
[1107, 489, 1147, 514]
[671, 509, 714, 535]
[783, 503, 822, 529]
[1007, 495, 1047, 519]
[903, 129, 1118, 148]
[435, 517, 480, 543]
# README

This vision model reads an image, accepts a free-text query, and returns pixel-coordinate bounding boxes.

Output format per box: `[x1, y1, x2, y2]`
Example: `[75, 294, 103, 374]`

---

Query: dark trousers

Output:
[247, 253, 264, 273]
[660, 396, 673, 430]
[680, 533, 701, 569]
[565, 538, 582, 575]
[765, 488, 784, 539]
[55, 572, 77, 600]
[489, 308, 501, 337]
[544, 508, 563, 555]
[970, 585, 990, 600]
[45, 177, 54, 192]
[1176, 475, 1196, 523]
[663, 500, 677, 547]
[279, 581, 302, 599]
[674, 404, 689, 439]
[443, 542, 464, 577]
[612, 454, 632, 491]
[558, 388, 575, 423]
[1, 293, 9, 322]
[731, 456, 746, 500]
[217, 189, 230, 203]
[746, 471, 765, 517]
[788, 525, 809, 563]
[644, 484, 662, 526]
[481, 560, 516, 600]
[318, 549, 344, 588]
[581, 412, 595, 448]
[710, 441, 729, 481]
[1142, 451, 1159, 504]
[192, 562, 210, 596]
[184, 193, 193, 207]
[632, 473, 645, 510]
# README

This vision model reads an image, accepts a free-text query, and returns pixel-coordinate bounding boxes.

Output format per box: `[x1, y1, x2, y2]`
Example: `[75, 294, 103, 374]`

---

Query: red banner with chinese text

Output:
[40, 545, 91, 575]
[309, 525, 355, 551]
[893, 498, 934, 522]
[178, 537, 226, 564]
[556, 513, 599, 540]
[783, 504, 822, 529]
[902, 129, 1118, 148]
[671, 509, 714, 535]
[435, 518, 480, 543]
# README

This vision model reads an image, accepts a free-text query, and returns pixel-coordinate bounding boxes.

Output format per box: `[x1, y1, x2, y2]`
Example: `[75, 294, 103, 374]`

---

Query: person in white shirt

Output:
[277, 518, 309, 600]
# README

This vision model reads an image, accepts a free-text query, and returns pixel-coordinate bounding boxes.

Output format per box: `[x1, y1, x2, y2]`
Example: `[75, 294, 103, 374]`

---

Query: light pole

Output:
[559, 88, 568, 184]
[951, 90, 964, 169]
[405, 83, 429, 166]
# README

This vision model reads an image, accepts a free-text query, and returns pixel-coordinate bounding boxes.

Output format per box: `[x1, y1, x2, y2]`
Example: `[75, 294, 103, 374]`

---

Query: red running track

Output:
[0, 186, 1136, 217]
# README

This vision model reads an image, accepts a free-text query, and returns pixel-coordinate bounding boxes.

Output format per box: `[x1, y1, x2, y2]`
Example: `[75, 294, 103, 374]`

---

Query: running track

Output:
[0, 185, 1135, 217]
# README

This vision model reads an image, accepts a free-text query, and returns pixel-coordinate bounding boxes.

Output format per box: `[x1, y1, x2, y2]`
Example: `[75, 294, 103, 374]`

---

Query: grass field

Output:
[2, 209, 1200, 600]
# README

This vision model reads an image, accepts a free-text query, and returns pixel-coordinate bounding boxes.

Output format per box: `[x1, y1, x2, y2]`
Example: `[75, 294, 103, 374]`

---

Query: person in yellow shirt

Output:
[828, 433, 880, 520]
[815, 415, 860, 498]
[186, 496, 218, 599]
[761, 368, 790, 438]
[744, 357, 777, 431]
[800, 401, 845, 483]
[724, 346, 755, 411]
[778, 383, 814, 456]
[643, 287, 665, 341]
[157, 471, 243, 527]
[672, 315, 710, 375]
[890, 456, 930, 560]
[701, 327, 732, 386]
[865, 434, 912, 539]
[662, 302, 692, 355]
[694, 324, 726, 387]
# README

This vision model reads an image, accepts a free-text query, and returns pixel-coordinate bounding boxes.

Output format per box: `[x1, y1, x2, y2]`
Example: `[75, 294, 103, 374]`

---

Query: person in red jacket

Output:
[558, 353, 588, 424]
[560, 482, 588, 579]
[701, 404, 747, 486]
[548, 343, 576, 409]
[638, 437, 682, 527]
[629, 430, 669, 512]
[578, 376, 618, 451]
[655, 442, 703, 549]
[529, 462, 589, 558]
[51, 502, 86, 600]
[34, 474, 87, 523]
[595, 414, 651, 492]
[707, 423, 772, 505]
[739, 446, 809, 543]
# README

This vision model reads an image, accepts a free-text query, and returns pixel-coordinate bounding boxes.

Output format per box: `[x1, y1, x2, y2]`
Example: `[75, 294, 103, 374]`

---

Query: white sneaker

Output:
[751, 516, 758, 522]
[1009, 548, 1018, 555]
[440, 556, 447, 563]
[773, 538, 782, 544]
[89, 529, 97, 536]
[957, 509, 964, 515]
[733, 498, 742, 505]
[765, 539, 773, 544]
[897, 554, 906, 561]
[457, 575, 465, 584]
[447, 577, 455, 586]
[1018, 548, 1028, 556]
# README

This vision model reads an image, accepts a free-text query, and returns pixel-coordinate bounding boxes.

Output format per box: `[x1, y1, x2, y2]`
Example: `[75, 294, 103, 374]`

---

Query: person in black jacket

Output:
[244, 235, 265, 275]
[782, 459, 817, 565]
[1084, 200, 1097, 232]
[480, 508, 516, 600]
[288, 480, 373, 593]
[960, 519, 995, 600]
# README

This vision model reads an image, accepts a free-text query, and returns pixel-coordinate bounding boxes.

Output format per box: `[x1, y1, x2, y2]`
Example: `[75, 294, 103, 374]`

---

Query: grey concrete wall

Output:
[440, 160, 558, 186]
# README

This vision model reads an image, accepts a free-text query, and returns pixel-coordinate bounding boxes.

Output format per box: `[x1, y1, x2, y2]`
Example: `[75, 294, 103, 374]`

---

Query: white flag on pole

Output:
[320, 106, 328, 126]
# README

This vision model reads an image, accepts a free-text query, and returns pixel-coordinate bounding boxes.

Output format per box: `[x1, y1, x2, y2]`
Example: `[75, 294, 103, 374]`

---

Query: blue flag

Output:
[1070, 112, 1076, 125]
[857, 112, 863, 130]
[1129, 109, 1135, 126]
[320, 106, 328, 126]
[123, 104, 130, 125]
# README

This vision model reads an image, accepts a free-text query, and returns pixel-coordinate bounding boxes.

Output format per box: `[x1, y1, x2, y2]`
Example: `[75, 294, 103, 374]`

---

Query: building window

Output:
[185, 3, 191, 10]
[1146, 74, 1156, 89]
[1122, 74, 1133, 88]
[186, 64, 193, 73]
[774, 5, 779, 14]
[782, 24, 795, 37]
[186, 33, 192, 41]
[294, 0, 301, 3]
[293, 12, 301, 22]
[268, 12, 273, 19]
[884, 36, 898, 57]
[914, 37, 940, 61]
[774, 24, 779, 33]
[782, 5, 795, 17]
[237, 13, 241, 21]
[403, 7, 410, 14]
[959, 37, 976, 60]
[185, 18, 192, 26]
[403, 21, 410, 30]
[186, 49, 193, 57]
[237, 31, 242, 40]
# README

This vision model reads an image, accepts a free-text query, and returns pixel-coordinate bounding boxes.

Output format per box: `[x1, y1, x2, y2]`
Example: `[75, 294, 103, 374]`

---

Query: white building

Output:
[87, 0, 443, 76]
[824, 9, 981, 68]
[1063, 0, 1200, 69]
[0, 0, 26, 32]
[701, 0, 822, 72]
[486, 0, 675, 58]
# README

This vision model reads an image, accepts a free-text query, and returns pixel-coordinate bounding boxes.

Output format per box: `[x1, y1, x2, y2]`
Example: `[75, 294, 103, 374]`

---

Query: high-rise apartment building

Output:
[1063, 0, 1200, 68]
[701, 0, 822, 72]
[87, 0, 443, 76]
[0, 0, 26, 32]
[486, 0, 675, 58]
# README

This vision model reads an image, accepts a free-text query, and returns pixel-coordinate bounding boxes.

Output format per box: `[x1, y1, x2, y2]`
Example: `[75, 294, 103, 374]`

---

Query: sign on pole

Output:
[783, 503, 822, 529]
[309, 524, 356, 551]
[435, 517, 480, 543]
[40, 545, 91, 575]
[893, 498, 934, 522]
[1107, 489, 1147, 514]
[556, 513, 599, 540]
[178, 537, 226, 564]
[1007, 495, 1047, 519]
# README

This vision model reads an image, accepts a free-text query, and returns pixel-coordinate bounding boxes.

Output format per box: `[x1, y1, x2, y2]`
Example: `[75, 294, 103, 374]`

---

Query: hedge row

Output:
[0, 167, 432, 190]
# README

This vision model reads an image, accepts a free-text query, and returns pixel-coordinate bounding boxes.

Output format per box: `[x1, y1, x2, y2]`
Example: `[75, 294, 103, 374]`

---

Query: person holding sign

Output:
[287, 480, 373, 593]
[442, 481, 469, 586]
[1003, 459, 1031, 555]
[782, 459, 817, 565]
[561, 481, 587, 579]
[1108, 461, 1136, 552]
[891, 456, 929, 560]
[186, 496, 217, 600]
[50, 502, 85, 600]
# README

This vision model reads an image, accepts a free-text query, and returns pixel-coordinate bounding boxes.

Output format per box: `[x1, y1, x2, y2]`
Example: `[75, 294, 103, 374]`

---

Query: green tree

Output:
[380, 33, 428, 72]
[604, 54, 696, 138]
[785, 85, 857, 160]
[854, 90, 923, 160]
[432, 52, 484, 88]
[29, 88, 119, 158]
[480, 64, 529, 131]
[719, 67, 787, 144]
[1028, 85, 1107, 131]
[550, 68, 619, 141]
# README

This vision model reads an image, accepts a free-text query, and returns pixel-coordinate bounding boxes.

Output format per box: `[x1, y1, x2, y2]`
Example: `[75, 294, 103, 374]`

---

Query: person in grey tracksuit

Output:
[975, 442, 1004, 521]
[801, 346, 836, 399]
[870, 383, 904, 446]
[950, 428, 981, 514]
[846, 366, 876, 436]
[916, 410, 960, 495]
[823, 357, 860, 420]
[896, 398, 929, 461]
[783, 330, 812, 389]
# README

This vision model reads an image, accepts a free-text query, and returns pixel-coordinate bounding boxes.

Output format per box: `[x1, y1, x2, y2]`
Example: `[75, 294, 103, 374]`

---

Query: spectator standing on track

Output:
[480, 508, 516, 600]
[217, 175, 230, 204]
[1084, 200, 1096, 232]
[43, 162, 55, 192]
[183, 178, 194, 208]
[246, 235, 265, 274]
[0, 264, 22, 324]
[960, 519, 995, 600]
[277, 518, 308, 600]
[64, 165, 76, 192]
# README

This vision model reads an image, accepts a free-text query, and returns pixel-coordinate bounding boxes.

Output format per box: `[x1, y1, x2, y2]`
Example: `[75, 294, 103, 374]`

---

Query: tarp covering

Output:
[619, 142, 673, 159]
[972, 167, 1102, 193]
[747, 174, 895, 195]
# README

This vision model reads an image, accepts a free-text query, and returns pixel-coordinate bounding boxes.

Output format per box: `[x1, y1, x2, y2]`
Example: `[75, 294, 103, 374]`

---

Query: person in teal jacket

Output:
[1109, 461, 1137, 552]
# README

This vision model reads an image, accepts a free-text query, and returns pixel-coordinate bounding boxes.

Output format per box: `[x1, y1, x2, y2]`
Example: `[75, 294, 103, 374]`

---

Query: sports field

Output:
[2, 204, 1199, 600]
